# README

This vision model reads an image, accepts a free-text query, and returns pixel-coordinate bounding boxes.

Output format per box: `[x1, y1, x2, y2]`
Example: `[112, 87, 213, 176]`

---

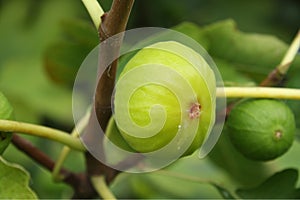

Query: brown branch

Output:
[12, 134, 97, 198]
[99, 0, 135, 41]
[260, 64, 288, 87]
[84, 0, 135, 186]
[96, 0, 135, 127]
[12, 134, 60, 172]
[260, 30, 300, 86]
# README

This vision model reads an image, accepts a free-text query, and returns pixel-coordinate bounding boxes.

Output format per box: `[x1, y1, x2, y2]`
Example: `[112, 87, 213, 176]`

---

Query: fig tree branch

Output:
[95, 0, 135, 128]
[260, 30, 300, 86]
[12, 134, 98, 198]
[12, 135, 75, 186]
[84, 0, 134, 190]
[12, 134, 63, 173]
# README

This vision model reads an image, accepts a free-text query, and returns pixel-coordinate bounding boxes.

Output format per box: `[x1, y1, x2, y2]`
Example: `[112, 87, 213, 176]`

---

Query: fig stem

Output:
[0, 120, 86, 151]
[52, 110, 90, 181]
[260, 30, 300, 86]
[218, 87, 300, 100]
[81, 0, 104, 29]
[278, 30, 300, 74]
[91, 175, 117, 200]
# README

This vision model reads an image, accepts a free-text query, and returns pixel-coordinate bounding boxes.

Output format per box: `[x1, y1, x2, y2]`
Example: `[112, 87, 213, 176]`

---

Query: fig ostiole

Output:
[226, 99, 295, 161]
[0, 92, 14, 154]
[112, 41, 216, 157]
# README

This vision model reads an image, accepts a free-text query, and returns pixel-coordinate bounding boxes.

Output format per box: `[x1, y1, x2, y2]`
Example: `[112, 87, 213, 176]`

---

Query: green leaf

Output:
[0, 156, 37, 199]
[236, 169, 300, 199]
[44, 19, 99, 87]
[44, 42, 92, 86]
[209, 126, 274, 186]
[202, 20, 290, 79]
[213, 58, 256, 86]
[173, 19, 300, 84]
[172, 22, 209, 50]
[0, 92, 14, 154]
[111, 151, 235, 199]
[286, 64, 300, 128]
[171, 22, 254, 86]
[211, 183, 236, 199]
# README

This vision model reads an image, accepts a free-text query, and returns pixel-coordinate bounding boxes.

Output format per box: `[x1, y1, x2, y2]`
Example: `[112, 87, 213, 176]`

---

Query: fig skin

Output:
[114, 41, 216, 156]
[0, 92, 14, 154]
[227, 99, 295, 161]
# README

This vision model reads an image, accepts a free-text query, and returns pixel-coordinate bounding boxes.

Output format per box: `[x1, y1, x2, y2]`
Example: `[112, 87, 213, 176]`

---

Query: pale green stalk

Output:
[0, 120, 85, 151]
[52, 109, 91, 181]
[278, 30, 300, 74]
[218, 87, 300, 100]
[82, 0, 104, 28]
[91, 175, 117, 200]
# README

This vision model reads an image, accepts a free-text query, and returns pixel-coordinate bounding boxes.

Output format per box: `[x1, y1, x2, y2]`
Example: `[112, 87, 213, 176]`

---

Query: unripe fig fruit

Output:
[105, 116, 136, 153]
[0, 92, 14, 154]
[227, 99, 295, 161]
[113, 41, 216, 156]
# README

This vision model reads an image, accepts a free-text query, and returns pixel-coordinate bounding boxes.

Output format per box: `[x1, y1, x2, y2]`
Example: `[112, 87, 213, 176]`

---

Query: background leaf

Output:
[111, 152, 236, 199]
[44, 19, 99, 87]
[236, 169, 300, 199]
[172, 22, 210, 49]
[209, 126, 275, 186]
[212, 183, 236, 199]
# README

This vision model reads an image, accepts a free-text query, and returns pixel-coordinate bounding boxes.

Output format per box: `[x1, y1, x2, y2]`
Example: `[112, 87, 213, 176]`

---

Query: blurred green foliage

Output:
[237, 169, 300, 198]
[129, 0, 300, 41]
[0, 0, 299, 198]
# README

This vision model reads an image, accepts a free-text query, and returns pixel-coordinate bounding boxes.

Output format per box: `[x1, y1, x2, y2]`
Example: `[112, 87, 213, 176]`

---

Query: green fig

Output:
[227, 99, 295, 161]
[113, 41, 216, 156]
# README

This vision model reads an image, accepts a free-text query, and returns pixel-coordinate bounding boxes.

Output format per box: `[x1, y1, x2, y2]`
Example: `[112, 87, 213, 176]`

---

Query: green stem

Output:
[0, 120, 85, 151]
[260, 30, 300, 86]
[82, 0, 104, 28]
[278, 30, 300, 74]
[52, 146, 71, 181]
[52, 110, 90, 181]
[91, 175, 117, 200]
[218, 87, 300, 100]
